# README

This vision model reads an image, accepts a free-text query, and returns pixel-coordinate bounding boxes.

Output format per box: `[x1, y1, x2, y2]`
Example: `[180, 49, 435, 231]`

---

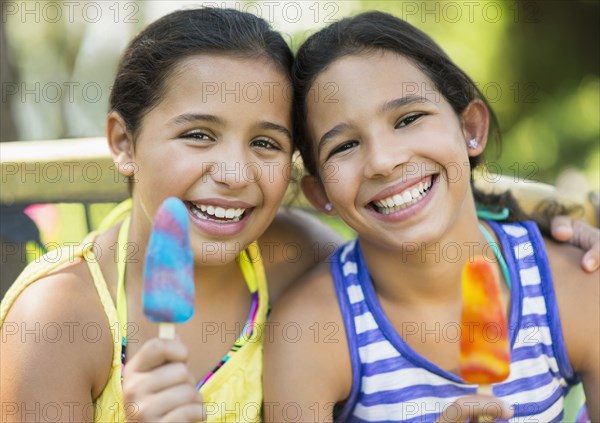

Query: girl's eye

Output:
[327, 140, 358, 160]
[395, 113, 425, 129]
[180, 131, 213, 141]
[251, 138, 281, 151]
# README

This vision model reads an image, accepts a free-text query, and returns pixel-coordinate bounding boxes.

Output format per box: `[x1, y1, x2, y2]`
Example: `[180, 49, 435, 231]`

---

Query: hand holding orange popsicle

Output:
[459, 256, 510, 393]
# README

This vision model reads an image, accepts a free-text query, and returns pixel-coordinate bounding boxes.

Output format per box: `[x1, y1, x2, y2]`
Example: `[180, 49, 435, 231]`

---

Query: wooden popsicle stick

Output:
[477, 384, 497, 423]
[159, 323, 176, 339]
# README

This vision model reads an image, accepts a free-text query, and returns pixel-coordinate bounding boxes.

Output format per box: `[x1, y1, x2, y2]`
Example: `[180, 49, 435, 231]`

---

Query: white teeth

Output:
[189, 202, 246, 222]
[392, 194, 404, 206]
[372, 177, 434, 213]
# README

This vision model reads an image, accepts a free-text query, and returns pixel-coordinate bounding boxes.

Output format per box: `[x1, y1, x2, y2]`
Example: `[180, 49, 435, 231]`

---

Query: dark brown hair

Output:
[109, 7, 293, 141]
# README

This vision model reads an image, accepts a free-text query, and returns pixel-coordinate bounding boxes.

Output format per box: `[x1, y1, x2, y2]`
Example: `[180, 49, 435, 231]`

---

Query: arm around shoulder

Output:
[259, 208, 344, 302]
[0, 263, 113, 423]
[263, 262, 351, 423]
[544, 239, 599, 421]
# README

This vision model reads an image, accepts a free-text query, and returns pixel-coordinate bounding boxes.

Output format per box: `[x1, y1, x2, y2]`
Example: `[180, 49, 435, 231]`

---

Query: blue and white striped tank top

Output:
[331, 221, 586, 422]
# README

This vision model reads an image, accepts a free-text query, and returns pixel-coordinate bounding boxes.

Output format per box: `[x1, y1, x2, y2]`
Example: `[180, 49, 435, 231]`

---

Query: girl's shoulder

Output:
[265, 259, 353, 403]
[1, 229, 116, 401]
[258, 208, 343, 302]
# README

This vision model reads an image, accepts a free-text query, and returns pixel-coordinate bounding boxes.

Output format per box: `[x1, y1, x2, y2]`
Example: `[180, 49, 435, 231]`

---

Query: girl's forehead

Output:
[138, 53, 293, 131]
[158, 54, 291, 106]
[317, 50, 431, 86]
[170, 53, 288, 85]
[309, 51, 440, 109]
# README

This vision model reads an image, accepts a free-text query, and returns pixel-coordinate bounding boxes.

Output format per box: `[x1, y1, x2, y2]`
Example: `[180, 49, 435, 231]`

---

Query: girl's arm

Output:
[263, 263, 351, 423]
[0, 264, 113, 423]
[259, 208, 344, 303]
[545, 239, 600, 421]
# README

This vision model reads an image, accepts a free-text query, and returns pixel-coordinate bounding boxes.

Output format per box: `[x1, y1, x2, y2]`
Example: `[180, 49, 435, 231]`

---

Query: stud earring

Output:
[467, 138, 478, 150]
[324, 203, 333, 212]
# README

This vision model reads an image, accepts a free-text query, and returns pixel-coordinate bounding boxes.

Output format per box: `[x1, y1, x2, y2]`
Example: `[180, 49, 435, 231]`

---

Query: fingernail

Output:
[585, 258, 598, 271]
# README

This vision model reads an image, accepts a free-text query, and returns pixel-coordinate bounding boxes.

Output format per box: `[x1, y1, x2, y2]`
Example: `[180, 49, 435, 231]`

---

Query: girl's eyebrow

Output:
[380, 95, 435, 113]
[168, 113, 222, 127]
[318, 96, 434, 153]
[318, 123, 352, 155]
[256, 121, 292, 143]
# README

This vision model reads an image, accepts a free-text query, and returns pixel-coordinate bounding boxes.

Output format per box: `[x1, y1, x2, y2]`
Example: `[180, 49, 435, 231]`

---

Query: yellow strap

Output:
[97, 199, 133, 232]
[237, 243, 259, 293]
[116, 216, 131, 341]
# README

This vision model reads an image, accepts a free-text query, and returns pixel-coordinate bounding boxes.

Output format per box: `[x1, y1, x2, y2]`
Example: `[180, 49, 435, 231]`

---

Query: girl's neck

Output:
[359, 205, 490, 306]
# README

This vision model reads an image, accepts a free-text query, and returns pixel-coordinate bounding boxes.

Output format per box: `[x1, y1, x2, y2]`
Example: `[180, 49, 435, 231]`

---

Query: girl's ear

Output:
[107, 111, 135, 176]
[301, 175, 336, 215]
[461, 99, 490, 157]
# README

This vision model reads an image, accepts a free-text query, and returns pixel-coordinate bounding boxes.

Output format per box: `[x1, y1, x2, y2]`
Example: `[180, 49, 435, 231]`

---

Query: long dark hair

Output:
[293, 11, 529, 221]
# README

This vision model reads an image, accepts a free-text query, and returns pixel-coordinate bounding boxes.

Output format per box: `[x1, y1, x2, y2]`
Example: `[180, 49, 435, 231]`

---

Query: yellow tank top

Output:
[0, 202, 269, 423]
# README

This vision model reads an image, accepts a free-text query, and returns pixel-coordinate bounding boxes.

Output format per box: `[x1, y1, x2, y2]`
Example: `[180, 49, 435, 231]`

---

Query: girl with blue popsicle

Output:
[1, 8, 342, 422]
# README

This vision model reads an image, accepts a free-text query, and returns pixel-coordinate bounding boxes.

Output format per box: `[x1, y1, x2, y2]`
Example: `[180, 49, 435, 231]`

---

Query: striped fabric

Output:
[331, 221, 586, 423]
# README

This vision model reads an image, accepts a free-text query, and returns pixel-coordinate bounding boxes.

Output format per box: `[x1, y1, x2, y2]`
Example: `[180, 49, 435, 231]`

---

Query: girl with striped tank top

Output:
[264, 11, 599, 423]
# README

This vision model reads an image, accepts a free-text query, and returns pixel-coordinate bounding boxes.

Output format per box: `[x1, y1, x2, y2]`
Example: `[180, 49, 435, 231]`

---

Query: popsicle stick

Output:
[159, 323, 176, 339]
[477, 384, 495, 423]
[477, 384, 493, 396]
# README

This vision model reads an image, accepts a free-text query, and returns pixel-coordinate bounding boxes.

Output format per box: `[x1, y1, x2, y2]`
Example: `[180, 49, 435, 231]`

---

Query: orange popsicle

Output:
[459, 256, 510, 385]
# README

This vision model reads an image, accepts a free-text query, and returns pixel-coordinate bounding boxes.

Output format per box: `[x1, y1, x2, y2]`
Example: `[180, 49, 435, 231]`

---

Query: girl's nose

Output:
[203, 147, 252, 190]
[363, 136, 409, 179]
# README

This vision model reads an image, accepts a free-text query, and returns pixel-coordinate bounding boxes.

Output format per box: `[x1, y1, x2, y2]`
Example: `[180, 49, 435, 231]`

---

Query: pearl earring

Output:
[324, 203, 333, 212]
[467, 139, 478, 150]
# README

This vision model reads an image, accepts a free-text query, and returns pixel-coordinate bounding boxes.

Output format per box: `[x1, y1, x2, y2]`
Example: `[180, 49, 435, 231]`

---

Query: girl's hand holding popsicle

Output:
[438, 257, 513, 423]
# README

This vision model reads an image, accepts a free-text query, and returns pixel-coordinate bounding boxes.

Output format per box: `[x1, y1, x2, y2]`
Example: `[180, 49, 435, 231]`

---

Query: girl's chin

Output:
[190, 240, 246, 266]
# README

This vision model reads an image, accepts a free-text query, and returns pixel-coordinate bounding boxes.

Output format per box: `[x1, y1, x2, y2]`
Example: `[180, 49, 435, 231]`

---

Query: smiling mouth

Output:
[186, 201, 248, 223]
[370, 175, 436, 214]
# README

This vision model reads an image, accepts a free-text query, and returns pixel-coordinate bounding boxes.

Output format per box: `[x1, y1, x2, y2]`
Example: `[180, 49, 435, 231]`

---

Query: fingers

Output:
[123, 338, 204, 422]
[570, 220, 600, 272]
[161, 403, 206, 423]
[125, 361, 197, 396]
[550, 215, 573, 242]
[125, 337, 190, 373]
[435, 395, 514, 423]
[550, 216, 600, 272]
[583, 243, 600, 272]
[135, 386, 205, 422]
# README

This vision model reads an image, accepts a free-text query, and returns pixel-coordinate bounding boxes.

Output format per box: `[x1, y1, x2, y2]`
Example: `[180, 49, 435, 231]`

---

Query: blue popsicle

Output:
[143, 197, 194, 337]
